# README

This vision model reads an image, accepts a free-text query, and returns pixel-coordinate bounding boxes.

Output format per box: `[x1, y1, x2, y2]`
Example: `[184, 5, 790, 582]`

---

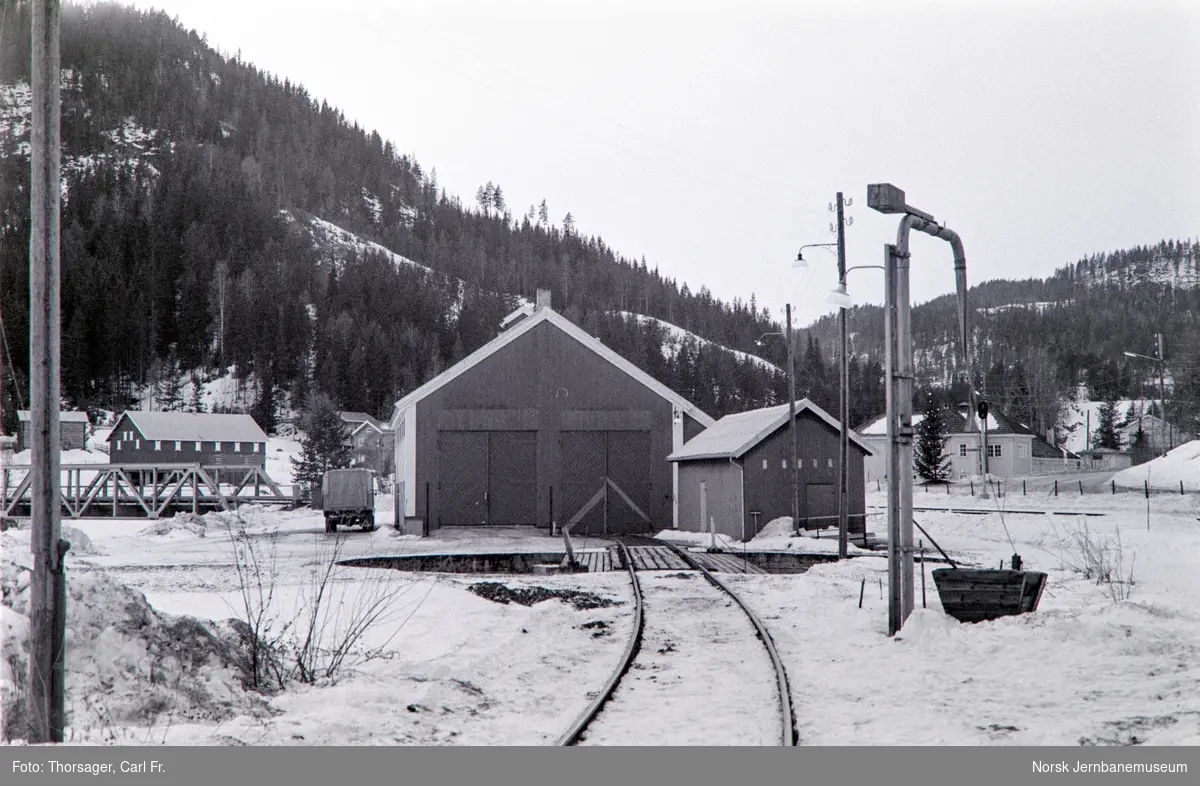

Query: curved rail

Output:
[557, 537, 797, 747]
[555, 541, 644, 746]
[657, 539, 798, 747]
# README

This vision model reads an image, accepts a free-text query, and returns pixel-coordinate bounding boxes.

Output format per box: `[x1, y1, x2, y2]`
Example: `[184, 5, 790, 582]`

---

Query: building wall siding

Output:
[739, 411, 867, 536]
[676, 460, 743, 540]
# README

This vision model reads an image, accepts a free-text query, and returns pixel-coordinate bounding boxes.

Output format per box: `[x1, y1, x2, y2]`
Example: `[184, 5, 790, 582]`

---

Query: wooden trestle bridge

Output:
[1, 462, 292, 522]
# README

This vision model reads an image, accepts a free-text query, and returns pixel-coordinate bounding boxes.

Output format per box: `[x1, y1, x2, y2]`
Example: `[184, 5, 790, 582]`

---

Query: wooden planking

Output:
[692, 552, 769, 574]
[627, 546, 689, 571]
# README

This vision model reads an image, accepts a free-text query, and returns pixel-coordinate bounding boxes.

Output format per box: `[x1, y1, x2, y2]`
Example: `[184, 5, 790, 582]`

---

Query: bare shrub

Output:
[221, 514, 291, 690]
[1056, 521, 1137, 602]
[288, 534, 417, 685]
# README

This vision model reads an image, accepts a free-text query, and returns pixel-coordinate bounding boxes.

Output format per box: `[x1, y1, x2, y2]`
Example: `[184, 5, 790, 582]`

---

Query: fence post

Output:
[1054, 480, 1058, 496]
[1144, 480, 1149, 499]
[1022, 480, 1026, 496]
[1079, 480, 1083, 495]
[1112, 479, 1115, 495]
[970, 480, 974, 496]
[1181, 480, 1185, 496]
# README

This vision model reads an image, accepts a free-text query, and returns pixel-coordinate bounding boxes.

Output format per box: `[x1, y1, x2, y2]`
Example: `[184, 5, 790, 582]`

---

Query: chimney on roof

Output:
[536, 289, 552, 310]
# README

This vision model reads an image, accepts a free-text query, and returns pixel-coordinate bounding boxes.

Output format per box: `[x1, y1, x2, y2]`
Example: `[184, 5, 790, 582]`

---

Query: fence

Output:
[872, 476, 1199, 500]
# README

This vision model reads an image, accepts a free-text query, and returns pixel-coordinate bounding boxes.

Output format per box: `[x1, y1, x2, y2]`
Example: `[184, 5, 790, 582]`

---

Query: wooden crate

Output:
[932, 569, 1047, 623]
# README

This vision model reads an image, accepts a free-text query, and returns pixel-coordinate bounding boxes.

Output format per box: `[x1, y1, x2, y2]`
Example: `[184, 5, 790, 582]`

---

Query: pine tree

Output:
[1093, 398, 1122, 449]
[290, 391, 352, 490]
[155, 353, 185, 412]
[188, 372, 206, 413]
[914, 405, 951, 483]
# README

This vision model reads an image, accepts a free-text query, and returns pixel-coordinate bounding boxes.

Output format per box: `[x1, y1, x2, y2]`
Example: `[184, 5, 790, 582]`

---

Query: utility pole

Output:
[786, 304, 800, 533]
[1156, 332, 1168, 454]
[834, 192, 850, 558]
[28, 0, 69, 744]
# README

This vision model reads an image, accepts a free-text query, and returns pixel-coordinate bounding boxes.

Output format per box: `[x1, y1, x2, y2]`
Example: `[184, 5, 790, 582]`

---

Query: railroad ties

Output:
[621, 544, 767, 574]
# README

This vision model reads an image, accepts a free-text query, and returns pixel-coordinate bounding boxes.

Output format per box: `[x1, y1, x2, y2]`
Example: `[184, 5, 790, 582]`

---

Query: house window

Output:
[762, 459, 768, 470]
[811, 458, 817, 468]
[134, 440, 140, 449]
[115, 440, 122, 450]
[827, 458, 833, 468]
[253, 443, 260, 453]
[987, 444, 1002, 458]
[781, 459, 787, 469]
[234, 442, 241, 452]
[213, 442, 221, 452]
[194, 441, 201, 451]
[154, 441, 162, 451]
[1018, 444, 1027, 459]
[959, 444, 967, 456]
[174, 441, 181, 451]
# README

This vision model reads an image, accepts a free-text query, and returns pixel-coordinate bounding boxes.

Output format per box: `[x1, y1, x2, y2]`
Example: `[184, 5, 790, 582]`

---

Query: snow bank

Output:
[1, 531, 263, 743]
[1110, 440, 1200, 489]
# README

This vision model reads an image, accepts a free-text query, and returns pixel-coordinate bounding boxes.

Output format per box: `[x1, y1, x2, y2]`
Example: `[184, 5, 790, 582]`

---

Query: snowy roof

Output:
[112, 412, 268, 443]
[499, 303, 535, 330]
[17, 410, 90, 423]
[666, 399, 874, 462]
[858, 406, 1033, 438]
[339, 411, 384, 430]
[389, 306, 716, 429]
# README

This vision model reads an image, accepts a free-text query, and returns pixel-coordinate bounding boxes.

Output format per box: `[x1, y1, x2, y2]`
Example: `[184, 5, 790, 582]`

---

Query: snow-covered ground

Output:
[1111, 440, 1200, 491]
[3, 483, 1198, 746]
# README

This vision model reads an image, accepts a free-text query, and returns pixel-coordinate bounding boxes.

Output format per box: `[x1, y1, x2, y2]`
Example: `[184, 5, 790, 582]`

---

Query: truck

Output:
[319, 468, 376, 533]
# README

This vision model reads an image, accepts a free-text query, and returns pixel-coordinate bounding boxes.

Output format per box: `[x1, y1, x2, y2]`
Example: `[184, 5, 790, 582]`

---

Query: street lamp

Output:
[823, 264, 885, 557]
[1124, 334, 1170, 454]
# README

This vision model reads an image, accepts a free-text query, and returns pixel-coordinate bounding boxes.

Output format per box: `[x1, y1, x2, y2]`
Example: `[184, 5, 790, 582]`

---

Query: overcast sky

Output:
[126, 0, 1199, 328]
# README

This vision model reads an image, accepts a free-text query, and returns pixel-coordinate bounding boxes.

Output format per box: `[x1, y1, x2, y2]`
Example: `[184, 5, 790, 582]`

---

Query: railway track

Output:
[556, 536, 797, 747]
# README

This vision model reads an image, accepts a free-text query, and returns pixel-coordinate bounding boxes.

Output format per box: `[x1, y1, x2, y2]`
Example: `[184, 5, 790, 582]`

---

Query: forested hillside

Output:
[0, 1, 793, 434]
[1, 2, 1196, 444]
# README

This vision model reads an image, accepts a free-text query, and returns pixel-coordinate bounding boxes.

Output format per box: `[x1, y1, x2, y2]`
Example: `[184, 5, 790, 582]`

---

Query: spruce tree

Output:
[914, 405, 951, 483]
[291, 391, 352, 490]
[1093, 398, 1122, 449]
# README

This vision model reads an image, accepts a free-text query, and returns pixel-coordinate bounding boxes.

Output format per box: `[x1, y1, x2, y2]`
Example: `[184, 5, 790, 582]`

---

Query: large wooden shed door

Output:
[559, 430, 652, 535]
[438, 431, 538, 525]
[488, 431, 538, 525]
[803, 482, 834, 530]
[438, 432, 489, 525]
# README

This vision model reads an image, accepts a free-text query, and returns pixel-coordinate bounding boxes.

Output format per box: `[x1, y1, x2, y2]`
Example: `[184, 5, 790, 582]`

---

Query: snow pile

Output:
[140, 514, 209, 540]
[1111, 440, 1200, 489]
[1, 531, 263, 743]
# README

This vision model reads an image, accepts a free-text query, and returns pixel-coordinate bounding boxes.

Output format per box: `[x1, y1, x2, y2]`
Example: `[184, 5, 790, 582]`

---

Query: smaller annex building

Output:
[108, 411, 268, 467]
[667, 399, 874, 542]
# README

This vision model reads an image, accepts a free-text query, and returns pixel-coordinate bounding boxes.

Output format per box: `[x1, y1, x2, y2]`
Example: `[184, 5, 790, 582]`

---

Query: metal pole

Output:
[786, 304, 800, 532]
[884, 244, 902, 636]
[835, 192, 850, 559]
[28, 0, 67, 744]
[894, 237, 915, 623]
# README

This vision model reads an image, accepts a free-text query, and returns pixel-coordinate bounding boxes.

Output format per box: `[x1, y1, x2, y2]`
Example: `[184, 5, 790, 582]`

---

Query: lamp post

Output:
[797, 247, 885, 557]
[867, 183, 971, 637]
[822, 265, 884, 557]
[1124, 337, 1169, 454]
